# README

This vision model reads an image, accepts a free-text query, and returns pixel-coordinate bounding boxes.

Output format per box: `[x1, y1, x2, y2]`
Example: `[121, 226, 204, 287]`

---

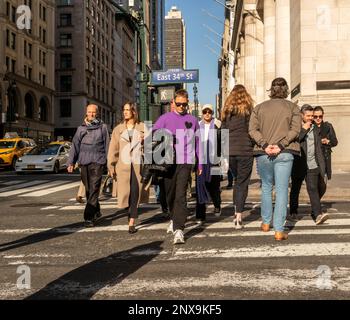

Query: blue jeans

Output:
[257, 153, 294, 232]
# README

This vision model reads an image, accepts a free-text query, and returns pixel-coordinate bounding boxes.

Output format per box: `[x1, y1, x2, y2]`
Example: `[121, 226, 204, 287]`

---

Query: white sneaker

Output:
[167, 220, 174, 234]
[173, 230, 185, 245]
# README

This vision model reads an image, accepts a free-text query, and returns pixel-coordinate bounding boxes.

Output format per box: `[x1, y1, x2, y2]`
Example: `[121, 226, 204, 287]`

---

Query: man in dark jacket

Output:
[313, 106, 338, 180]
[289, 105, 329, 225]
[67, 104, 110, 227]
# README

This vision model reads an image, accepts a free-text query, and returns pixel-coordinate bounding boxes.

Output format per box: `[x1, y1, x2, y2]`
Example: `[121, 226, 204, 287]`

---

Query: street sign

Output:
[151, 69, 199, 85]
[159, 87, 175, 103]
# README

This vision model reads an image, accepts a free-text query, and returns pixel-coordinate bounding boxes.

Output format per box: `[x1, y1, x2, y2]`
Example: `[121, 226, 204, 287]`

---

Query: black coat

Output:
[318, 122, 338, 179]
[222, 115, 254, 157]
[297, 125, 326, 178]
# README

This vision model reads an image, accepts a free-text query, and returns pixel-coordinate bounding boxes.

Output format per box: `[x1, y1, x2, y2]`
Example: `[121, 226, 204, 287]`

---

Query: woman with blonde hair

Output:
[107, 102, 149, 234]
[222, 84, 255, 229]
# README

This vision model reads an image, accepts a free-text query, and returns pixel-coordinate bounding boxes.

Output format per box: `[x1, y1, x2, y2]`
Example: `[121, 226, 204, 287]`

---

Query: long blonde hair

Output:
[221, 85, 254, 121]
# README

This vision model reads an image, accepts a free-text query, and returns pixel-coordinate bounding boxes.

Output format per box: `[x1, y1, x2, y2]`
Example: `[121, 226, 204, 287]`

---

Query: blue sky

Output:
[165, 0, 224, 106]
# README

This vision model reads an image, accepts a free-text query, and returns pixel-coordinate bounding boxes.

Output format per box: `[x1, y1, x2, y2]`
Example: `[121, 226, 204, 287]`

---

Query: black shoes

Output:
[129, 225, 137, 234]
[225, 184, 233, 190]
[84, 220, 94, 228]
[214, 207, 222, 217]
[85, 212, 103, 228]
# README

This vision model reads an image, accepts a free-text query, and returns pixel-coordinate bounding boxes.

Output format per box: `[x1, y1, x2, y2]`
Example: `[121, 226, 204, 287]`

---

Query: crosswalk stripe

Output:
[0, 180, 47, 196]
[20, 182, 81, 197]
[0, 181, 69, 197]
[1, 180, 25, 186]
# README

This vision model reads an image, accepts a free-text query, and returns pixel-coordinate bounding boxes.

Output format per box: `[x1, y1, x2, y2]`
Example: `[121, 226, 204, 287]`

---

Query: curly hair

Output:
[269, 77, 290, 99]
[221, 84, 254, 121]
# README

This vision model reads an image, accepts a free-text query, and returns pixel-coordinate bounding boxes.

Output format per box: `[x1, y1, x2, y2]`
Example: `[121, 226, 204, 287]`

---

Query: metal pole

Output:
[193, 84, 199, 118]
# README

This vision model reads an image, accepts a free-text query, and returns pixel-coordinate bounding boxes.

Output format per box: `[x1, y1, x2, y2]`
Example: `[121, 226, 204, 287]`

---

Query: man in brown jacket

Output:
[249, 77, 301, 241]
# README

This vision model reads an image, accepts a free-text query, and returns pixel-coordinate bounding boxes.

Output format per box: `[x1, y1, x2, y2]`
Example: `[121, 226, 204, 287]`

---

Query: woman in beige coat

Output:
[107, 103, 148, 234]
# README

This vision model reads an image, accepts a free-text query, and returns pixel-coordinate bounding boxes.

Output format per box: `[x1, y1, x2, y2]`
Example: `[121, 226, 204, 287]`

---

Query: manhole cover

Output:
[11, 203, 53, 208]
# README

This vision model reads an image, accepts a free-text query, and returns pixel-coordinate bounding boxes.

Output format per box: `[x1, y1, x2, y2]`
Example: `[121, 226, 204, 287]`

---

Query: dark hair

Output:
[123, 102, 140, 124]
[301, 104, 314, 114]
[269, 77, 289, 99]
[174, 89, 189, 100]
[221, 84, 254, 121]
[313, 106, 324, 114]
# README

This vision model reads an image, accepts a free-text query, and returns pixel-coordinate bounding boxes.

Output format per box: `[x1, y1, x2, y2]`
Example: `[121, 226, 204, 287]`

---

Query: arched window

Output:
[25, 92, 35, 119]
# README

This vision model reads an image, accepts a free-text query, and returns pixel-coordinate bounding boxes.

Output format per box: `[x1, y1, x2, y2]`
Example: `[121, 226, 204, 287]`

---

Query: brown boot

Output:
[275, 232, 288, 241]
[261, 223, 270, 232]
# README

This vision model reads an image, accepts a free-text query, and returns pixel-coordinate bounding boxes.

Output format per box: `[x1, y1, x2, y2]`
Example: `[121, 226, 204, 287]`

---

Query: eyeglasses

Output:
[202, 110, 213, 115]
[175, 102, 188, 108]
[314, 115, 323, 119]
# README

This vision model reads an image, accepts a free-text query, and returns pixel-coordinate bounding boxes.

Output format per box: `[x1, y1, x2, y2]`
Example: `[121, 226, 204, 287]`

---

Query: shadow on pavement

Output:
[25, 241, 164, 300]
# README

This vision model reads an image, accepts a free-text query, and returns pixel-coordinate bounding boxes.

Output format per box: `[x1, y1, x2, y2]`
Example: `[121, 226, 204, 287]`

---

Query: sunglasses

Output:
[175, 102, 188, 108]
[203, 110, 213, 115]
[314, 115, 323, 119]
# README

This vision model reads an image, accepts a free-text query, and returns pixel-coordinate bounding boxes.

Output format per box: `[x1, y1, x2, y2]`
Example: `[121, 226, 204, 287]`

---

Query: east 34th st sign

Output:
[151, 69, 199, 85]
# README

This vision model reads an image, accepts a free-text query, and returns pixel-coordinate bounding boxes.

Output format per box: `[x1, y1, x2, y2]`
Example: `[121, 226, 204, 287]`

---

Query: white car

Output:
[15, 144, 71, 174]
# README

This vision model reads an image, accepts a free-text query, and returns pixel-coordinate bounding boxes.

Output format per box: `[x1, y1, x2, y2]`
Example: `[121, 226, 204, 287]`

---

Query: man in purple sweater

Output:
[153, 89, 202, 244]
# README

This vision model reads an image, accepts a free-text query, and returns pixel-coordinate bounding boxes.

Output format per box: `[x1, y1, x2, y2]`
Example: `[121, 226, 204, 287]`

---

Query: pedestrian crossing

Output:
[0, 179, 80, 197]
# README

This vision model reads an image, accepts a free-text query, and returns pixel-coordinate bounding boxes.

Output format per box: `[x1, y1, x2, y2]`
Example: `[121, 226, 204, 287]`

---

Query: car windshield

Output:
[0, 141, 16, 149]
[28, 145, 60, 156]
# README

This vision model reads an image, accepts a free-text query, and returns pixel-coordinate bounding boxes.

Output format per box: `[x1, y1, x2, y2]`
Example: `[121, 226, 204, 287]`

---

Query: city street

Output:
[0, 171, 349, 300]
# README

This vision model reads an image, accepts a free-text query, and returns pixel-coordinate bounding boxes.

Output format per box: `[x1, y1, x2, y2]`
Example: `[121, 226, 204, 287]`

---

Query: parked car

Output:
[15, 143, 71, 174]
[0, 138, 36, 170]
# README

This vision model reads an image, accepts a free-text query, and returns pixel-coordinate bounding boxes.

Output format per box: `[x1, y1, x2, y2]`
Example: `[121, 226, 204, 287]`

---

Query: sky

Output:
[165, 0, 225, 107]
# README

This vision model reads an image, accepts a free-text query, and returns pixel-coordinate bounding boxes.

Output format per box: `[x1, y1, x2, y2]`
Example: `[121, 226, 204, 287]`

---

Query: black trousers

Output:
[196, 174, 222, 220]
[158, 178, 168, 212]
[81, 163, 104, 221]
[164, 164, 193, 231]
[229, 156, 254, 213]
[128, 164, 140, 219]
[290, 166, 327, 218]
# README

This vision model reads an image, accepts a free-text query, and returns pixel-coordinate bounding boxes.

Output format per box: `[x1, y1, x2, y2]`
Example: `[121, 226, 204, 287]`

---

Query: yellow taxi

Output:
[0, 137, 36, 169]
[49, 140, 72, 147]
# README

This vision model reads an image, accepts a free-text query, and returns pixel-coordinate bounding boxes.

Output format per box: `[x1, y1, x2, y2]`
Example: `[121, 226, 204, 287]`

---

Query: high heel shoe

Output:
[128, 225, 137, 234]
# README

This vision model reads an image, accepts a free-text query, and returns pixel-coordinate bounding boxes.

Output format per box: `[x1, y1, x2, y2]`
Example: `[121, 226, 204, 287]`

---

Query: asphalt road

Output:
[0, 171, 350, 300]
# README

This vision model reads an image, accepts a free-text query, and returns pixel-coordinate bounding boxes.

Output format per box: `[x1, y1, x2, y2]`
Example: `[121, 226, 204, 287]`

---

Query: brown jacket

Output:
[249, 98, 301, 154]
[107, 122, 149, 209]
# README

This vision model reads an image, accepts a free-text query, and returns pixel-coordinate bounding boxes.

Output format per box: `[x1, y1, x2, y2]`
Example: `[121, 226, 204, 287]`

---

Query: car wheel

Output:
[54, 161, 60, 174]
[11, 157, 17, 170]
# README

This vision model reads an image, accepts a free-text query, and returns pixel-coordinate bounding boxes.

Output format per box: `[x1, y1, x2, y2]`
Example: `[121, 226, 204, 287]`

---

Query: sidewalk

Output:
[220, 166, 350, 202]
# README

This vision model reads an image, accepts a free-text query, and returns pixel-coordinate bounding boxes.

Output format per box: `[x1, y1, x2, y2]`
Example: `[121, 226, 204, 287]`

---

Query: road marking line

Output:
[1, 180, 25, 186]
[20, 182, 81, 197]
[0, 181, 68, 197]
[0, 180, 47, 195]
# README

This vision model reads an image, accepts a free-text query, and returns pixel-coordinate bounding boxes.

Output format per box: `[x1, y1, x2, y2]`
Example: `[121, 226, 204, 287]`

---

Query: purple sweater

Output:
[153, 112, 202, 170]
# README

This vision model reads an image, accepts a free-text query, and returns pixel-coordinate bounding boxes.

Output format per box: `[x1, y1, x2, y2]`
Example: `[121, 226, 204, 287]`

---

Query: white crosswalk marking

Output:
[0, 180, 47, 196]
[0, 180, 70, 197]
[20, 182, 81, 197]
[1, 180, 26, 186]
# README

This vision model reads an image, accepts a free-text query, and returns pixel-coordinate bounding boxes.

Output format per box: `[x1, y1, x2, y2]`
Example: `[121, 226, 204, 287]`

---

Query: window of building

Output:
[60, 13, 72, 26]
[60, 54, 72, 69]
[60, 99, 72, 118]
[60, 33, 72, 47]
[60, 75, 72, 92]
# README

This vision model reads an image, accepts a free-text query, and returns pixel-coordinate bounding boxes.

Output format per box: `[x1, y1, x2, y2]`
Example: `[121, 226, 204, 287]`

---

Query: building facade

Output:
[165, 6, 186, 70]
[221, 0, 350, 167]
[0, 0, 55, 143]
[55, 0, 125, 139]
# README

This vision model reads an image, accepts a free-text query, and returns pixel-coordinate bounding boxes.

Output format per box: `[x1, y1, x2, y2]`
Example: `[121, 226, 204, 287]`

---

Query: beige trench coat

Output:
[107, 122, 149, 209]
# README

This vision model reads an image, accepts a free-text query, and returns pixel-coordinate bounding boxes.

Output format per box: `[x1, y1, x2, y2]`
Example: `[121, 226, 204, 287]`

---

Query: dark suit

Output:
[290, 125, 327, 219]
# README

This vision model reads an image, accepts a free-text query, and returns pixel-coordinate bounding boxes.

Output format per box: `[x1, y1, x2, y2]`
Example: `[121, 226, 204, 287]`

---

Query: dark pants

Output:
[158, 178, 168, 212]
[164, 164, 193, 231]
[227, 169, 234, 186]
[128, 164, 140, 219]
[196, 174, 221, 220]
[229, 156, 254, 213]
[290, 166, 327, 218]
[81, 163, 104, 221]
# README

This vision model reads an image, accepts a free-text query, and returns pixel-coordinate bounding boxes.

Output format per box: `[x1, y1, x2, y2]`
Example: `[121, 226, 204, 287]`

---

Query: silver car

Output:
[15, 144, 71, 174]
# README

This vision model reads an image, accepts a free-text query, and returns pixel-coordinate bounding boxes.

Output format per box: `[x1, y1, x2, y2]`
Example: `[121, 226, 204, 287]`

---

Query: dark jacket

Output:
[298, 125, 326, 178]
[222, 115, 254, 157]
[68, 121, 110, 166]
[319, 122, 338, 179]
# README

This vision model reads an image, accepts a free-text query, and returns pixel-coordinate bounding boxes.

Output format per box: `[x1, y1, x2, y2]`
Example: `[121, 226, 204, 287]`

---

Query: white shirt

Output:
[204, 123, 211, 142]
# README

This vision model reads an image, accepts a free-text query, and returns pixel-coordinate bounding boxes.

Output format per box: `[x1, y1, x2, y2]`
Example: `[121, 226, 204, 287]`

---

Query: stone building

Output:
[220, 0, 350, 168]
[0, 0, 55, 143]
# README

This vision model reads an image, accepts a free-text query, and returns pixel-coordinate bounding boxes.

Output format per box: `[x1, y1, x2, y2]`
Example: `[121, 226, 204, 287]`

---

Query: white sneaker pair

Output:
[167, 221, 185, 244]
